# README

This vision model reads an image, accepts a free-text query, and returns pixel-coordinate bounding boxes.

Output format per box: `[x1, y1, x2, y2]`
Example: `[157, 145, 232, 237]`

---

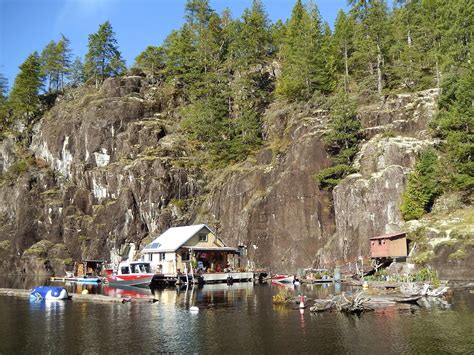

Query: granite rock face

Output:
[0, 77, 203, 274]
[1, 81, 464, 276]
[201, 106, 335, 271]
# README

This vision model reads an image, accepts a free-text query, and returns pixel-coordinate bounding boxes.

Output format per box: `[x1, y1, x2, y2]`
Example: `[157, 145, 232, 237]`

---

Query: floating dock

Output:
[0, 288, 154, 304]
[150, 271, 267, 288]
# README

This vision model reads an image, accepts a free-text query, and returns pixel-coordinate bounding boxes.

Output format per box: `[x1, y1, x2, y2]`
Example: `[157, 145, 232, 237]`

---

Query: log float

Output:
[0, 288, 155, 304]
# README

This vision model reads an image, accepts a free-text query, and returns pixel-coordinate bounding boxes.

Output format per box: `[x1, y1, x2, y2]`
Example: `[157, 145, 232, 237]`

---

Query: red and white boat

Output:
[106, 261, 155, 287]
[271, 274, 295, 283]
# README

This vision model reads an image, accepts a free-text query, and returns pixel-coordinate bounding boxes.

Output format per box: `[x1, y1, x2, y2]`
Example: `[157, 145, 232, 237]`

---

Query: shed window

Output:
[199, 234, 208, 242]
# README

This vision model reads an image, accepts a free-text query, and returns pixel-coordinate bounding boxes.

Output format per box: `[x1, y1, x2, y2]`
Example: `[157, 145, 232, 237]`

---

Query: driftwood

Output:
[310, 291, 374, 314]
[400, 283, 449, 297]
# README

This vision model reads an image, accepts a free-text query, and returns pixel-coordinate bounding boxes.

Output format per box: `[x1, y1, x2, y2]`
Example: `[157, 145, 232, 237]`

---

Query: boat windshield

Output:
[131, 263, 151, 274]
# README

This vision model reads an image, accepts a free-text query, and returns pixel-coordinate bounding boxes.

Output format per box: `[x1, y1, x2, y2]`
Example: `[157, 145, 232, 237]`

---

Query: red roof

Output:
[369, 232, 406, 240]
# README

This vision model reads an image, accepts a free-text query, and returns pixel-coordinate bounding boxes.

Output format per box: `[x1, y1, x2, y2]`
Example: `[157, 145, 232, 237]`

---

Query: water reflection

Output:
[1, 278, 473, 354]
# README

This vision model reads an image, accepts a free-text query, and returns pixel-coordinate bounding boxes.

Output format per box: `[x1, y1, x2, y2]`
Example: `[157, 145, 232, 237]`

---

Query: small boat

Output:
[106, 261, 155, 287]
[75, 277, 101, 283]
[271, 274, 295, 283]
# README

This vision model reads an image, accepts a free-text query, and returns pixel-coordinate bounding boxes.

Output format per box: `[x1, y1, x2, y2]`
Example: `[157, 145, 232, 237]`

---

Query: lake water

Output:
[0, 277, 473, 354]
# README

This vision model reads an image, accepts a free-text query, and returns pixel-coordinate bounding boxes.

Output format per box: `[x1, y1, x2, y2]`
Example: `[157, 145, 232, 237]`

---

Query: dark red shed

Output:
[370, 232, 408, 259]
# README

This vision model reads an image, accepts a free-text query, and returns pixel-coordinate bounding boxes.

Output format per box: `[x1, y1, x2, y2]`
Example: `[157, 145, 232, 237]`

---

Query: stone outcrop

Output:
[201, 104, 335, 271]
[0, 77, 203, 275]
[326, 136, 434, 264]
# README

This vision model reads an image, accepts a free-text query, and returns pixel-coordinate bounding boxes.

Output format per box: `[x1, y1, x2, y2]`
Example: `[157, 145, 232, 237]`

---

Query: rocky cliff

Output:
[1, 81, 472, 278]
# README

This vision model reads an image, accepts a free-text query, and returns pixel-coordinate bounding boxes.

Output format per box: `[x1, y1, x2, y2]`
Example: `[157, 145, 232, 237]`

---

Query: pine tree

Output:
[317, 92, 362, 190]
[9, 52, 43, 121]
[134, 46, 165, 78]
[401, 148, 441, 220]
[333, 10, 354, 92]
[85, 21, 126, 87]
[431, 62, 474, 191]
[349, 0, 390, 96]
[56, 34, 72, 90]
[68, 57, 85, 87]
[0, 73, 9, 127]
[40, 40, 59, 92]
[277, 0, 332, 100]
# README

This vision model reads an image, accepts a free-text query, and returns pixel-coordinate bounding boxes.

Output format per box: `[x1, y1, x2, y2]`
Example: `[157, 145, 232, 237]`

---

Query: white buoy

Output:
[190, 306, 199, 313]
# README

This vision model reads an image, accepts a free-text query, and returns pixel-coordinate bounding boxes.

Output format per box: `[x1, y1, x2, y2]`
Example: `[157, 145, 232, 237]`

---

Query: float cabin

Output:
[370, 232, 408, 260]
[142, 224, 240, 275]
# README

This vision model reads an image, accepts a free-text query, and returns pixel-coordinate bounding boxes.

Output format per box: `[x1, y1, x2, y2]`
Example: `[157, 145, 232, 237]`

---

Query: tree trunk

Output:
[376, 43, 383, 95]
[344, 41, 349, 93]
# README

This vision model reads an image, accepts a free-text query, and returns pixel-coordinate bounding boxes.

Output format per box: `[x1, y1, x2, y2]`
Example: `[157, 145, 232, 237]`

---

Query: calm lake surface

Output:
[0, 277, 473, 354]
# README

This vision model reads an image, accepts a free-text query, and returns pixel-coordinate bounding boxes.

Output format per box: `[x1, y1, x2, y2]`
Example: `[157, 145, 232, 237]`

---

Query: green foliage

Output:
[317, 92, 361, 190]
[276, 0, 334, 100]
[316, 164, 356, 191]
[0, 72, 9, 128]
[401, 148, 441, 221]
[9, 52, 43, 121]
[85, 21, 126, 86]
[430, 64, 474, 192]
[68, 57, 85, 87]
[133, 46, 165, 78]
[40, 34, 71, 92]
[272, 288, 294, 304]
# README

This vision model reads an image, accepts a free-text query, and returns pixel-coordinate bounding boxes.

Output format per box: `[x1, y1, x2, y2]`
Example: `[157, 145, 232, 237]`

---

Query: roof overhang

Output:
[181, 246, 239, 252]
[370, 232, 406, 240]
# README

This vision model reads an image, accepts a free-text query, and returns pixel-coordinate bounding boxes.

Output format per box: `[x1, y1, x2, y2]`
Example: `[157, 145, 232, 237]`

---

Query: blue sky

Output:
[0, 0, 350, 89]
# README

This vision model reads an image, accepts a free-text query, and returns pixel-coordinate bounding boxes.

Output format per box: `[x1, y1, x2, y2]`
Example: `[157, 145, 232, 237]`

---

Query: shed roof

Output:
[142, 224, 222, 253]
[369, 232, 406, 240]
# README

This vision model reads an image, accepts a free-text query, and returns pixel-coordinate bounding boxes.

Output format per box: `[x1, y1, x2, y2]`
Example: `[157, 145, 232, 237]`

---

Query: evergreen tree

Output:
[40, 40, 59, 92]
[349, 0, 390, 96]
[40, 35, 72, 92]
[0, 73, 7, 103]
[317, 92, 362, 190]
[84, 21, 126, 87]
[56, 34, 72, 90]
[277, 0, 332, 100]
[0, 73, 9, 127]
[68, 57, 85, 87]
[333, 10, 354, 93]
[134, 46, 165, 78]
[431, 62, 474, 191]
[9, 52, 43, 121]
[401, 148, 441, 220]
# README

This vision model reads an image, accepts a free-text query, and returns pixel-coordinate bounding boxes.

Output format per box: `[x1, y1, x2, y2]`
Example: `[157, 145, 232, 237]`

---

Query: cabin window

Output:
[159, 253, 166, 261]
[199, 233, 208, 242]
[149, 253, 153, 262]
[378, 240, 382, 245]
[121, 266, 130, 274]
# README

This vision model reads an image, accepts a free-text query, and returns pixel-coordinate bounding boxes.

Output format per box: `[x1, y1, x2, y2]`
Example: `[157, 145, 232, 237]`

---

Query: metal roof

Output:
[369, 232, 406, 240]
[142, 224, 221, 253]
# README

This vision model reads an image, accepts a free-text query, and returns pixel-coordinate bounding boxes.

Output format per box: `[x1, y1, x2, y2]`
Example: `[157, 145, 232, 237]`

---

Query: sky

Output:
[0, 0, 350, 89]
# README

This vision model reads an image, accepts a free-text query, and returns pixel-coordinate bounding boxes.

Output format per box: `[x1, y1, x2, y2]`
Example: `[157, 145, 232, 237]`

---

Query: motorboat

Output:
[106, 261, 154, 287]
[271, 274, 295, 283]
